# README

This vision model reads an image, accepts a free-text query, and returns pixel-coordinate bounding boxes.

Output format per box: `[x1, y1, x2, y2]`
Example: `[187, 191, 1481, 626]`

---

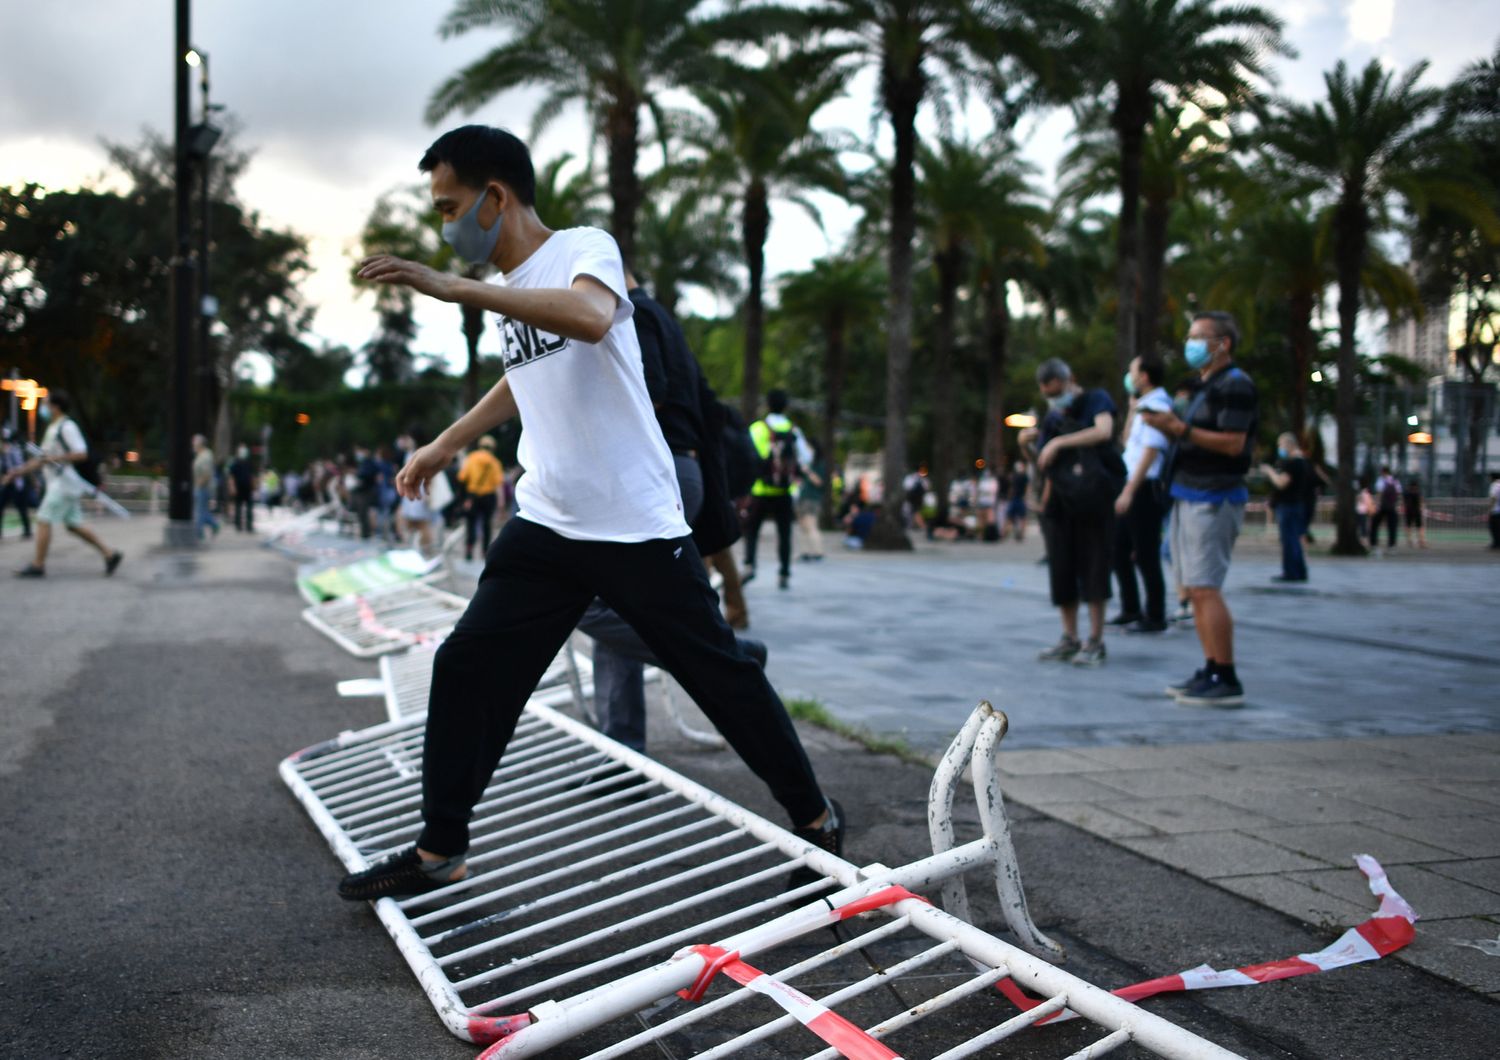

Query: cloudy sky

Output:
[1, 0, 1493, 377]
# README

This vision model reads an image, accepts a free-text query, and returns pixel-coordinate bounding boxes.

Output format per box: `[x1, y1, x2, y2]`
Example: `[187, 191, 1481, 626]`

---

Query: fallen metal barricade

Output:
[282, 702, 1238, 1058]
[301, 581, 469, 658]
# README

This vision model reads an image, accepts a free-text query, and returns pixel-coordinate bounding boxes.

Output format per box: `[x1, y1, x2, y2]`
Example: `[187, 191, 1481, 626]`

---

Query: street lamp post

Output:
[186, 49, 222, 442]
[165, 0, 197, 547]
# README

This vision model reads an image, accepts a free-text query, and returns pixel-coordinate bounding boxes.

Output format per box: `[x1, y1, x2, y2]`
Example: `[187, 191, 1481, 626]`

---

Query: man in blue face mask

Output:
[1139, 311, 1258, 707]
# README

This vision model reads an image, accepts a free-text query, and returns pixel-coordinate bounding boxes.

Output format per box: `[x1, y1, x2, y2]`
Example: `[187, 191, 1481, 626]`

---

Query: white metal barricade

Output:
[301, 581, 470, 658]
[356, 637, 592, 722]
[281, 702, 1237, 1059]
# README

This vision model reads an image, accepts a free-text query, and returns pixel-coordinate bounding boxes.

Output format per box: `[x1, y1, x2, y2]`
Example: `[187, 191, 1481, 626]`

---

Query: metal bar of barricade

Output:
[282, 699, 1240, 1059]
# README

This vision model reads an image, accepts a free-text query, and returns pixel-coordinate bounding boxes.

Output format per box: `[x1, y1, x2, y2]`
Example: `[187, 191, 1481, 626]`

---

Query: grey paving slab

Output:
[1328, 782, 1500, 820]
[1288, 865, 1500, 921]
[1256, 822, 1460, 867]
[985, 770, 1132, 805]
[1375, 815, 1500, 858]
[1033, 801, 1158, 839]
[1119, 831, 1327, 878]
[1086, 765, 1251, 799]
[1213, 873, 1373, 931]
[1206, 787, 1405, 825]
[1422, 857, 1500, 894]
[1431, 780, 1500, 808]
[1106, 795, 1287, 835]
[1397, 918, 1500, 994]
[992, 747, 1114, 775]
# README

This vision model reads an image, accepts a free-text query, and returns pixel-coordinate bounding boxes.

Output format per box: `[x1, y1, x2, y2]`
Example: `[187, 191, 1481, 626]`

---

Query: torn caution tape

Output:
[672, 885, 930, 1059]
[998, 854, 1417, 1022]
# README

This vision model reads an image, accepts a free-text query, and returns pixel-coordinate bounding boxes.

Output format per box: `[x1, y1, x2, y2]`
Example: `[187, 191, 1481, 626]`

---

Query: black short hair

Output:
[767, 389, 789, 414]
[47, 389, 71, 414]
[420, 125, 536, 205]
[1136, 355, 1165, 388]
[1193, 310, 1240, 354]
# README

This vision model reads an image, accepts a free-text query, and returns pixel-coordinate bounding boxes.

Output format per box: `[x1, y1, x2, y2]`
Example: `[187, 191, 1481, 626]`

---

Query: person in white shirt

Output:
[336, 126, 841, 901]
[1488, 472, 1500, 550]
[3, 390, 122, 578]
[1109, 355, 1172, 632]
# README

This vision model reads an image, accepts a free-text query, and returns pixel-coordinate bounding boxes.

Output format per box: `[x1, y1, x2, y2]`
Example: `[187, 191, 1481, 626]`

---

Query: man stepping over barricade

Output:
[338, 125, 842, 900]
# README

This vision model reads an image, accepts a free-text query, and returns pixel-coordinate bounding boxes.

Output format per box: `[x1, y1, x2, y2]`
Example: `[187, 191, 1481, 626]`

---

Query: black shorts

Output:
[1405, 508, 1422, 527]
[1040, 509, 1114, 607]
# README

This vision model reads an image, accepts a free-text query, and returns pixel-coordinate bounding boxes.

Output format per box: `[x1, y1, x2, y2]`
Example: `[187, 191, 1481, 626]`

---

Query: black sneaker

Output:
[1165, 668, 1206, 697]
[741, 565, 756, 585]
[14, 564, 44, 578]
[778, 573, 789, 590]
[337, 846, 466, 901]
[1123, 618, 1168, 634]
[105, 551, 124, 576]
[1176, 673, 1245, 708]
[787, 799, 844, 892]
[1105, 612, 1141, 627]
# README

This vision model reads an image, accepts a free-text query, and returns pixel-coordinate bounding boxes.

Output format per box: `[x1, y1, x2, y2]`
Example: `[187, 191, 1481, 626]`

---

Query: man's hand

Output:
[1139, 409, 1182, 437]
[1037, 438, 1061, 470]
[357, 255, 458, 302]
[395, 441, 457, 502]
[1114, 485, 1134, 516]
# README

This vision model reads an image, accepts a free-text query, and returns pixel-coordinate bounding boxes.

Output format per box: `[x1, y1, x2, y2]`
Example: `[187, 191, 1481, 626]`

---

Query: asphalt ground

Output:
[1, 517, 1496, 1058]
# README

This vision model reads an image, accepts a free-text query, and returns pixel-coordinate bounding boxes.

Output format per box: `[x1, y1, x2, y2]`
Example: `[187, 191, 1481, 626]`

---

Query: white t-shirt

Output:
[41, 417, 90, 497]
[1490, 478, 1500, 515]
[493, 227, 688, 542]
[1121, 388, 1172, 481]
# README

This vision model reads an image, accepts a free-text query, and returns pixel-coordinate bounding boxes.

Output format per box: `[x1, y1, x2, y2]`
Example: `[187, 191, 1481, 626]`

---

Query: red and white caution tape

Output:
[354, 596, 440, 647]
[998, 854, 1417, 1022]
[672, 885, 929, 1060]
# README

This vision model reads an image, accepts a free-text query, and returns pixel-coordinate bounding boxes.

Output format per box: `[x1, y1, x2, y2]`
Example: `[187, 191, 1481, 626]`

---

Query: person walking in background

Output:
[0, 425, 33, 540]
[1140, 311, 1258, 707]
[1033, 357, 1120, 667]
[1371, 465, 1401, 550]
[1402, 475, 1427, 550]
[1001, 460, 1029, 542]
[1110, 354, 1171, 633]
[229, 444, 257, 533]
[458, 435, 504, 560]
[191, 434, 220, 542]
[1261, 432, 1310, 582]
[744, 388, 810, 590]
[4, 390, 122, 578]
[796, 439, 828, 562]
[1356, 479, 1375, 544]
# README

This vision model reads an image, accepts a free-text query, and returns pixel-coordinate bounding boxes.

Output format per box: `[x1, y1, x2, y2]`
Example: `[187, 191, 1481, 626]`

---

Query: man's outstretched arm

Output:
[357, 255, 617, 344]
[395, 376, 519, 501]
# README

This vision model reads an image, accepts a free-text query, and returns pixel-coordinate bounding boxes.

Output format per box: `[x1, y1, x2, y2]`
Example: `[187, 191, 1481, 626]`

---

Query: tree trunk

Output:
[1138, 192, 1170, 363]
[868, 62, 921, 551]
[1331, 196, 1368, 555]
[1287, 290, 1315, 441]
[605, 90, 641, 270]
[820, 312, 846, 531]
[983, 270, 1011, 474]
[739, 179, 769, 423]
[1111, 104, 1145, 387]
[930, 245, 961, 527]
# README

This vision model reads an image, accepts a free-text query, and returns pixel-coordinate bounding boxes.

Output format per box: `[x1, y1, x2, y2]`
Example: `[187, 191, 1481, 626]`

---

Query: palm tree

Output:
[674, 49, 853, 421]
[531, 153, 606, 231]
[1060, 100, 1227, 365]
[757, 0, 1048, 548]
[634, 186, 740, 317]
[1064, 0, 1287, 380]
[916, 137, 1042, 524]
[778, 254, 887, 524]
[427, 0, 730, 264]
[1258, 58, 1500, 553]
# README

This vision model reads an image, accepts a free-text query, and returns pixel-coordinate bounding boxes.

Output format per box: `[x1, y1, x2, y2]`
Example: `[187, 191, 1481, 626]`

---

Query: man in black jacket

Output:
[574, 273, 762, 752]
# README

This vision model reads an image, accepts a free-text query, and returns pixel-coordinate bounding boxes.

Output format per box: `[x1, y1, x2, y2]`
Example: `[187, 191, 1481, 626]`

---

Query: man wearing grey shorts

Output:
[1141, 311, 1258, 706]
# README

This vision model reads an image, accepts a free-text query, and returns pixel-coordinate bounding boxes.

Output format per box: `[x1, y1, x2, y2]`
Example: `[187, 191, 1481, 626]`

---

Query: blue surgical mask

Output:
[442, 186, 502, 265]
[1276, 446, 1288, 459]
[38, 404, 52, 423]
[1046, 391, 1076, 412]
[1184, 338, 1211, 368]
[1123, 372, 1135, 397]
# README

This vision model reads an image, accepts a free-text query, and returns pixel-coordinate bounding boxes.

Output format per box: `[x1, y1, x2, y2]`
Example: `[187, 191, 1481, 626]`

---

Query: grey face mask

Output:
[442, 186, 502, 265]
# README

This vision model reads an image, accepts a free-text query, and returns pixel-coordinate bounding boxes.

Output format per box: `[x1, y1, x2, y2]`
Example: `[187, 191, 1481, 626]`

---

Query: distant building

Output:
[1385, 294, 1452, 378]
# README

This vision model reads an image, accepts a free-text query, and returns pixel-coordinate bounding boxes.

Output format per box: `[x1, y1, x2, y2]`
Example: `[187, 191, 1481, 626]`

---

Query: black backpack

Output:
[1046, 403, 1125, 518]
[760, 423, 801, 490]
